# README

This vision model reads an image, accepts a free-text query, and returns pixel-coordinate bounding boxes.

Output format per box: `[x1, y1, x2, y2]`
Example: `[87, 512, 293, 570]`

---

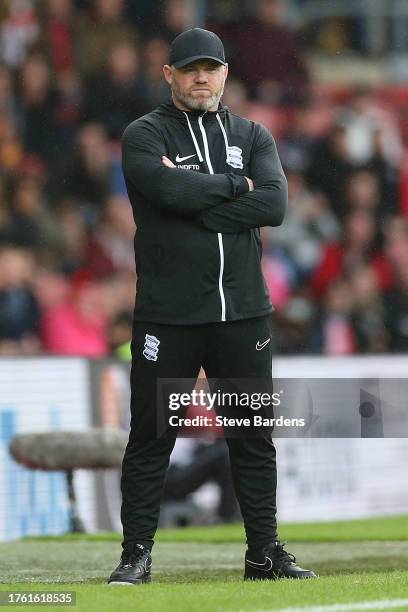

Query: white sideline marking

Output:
[245, 598, 408, 612]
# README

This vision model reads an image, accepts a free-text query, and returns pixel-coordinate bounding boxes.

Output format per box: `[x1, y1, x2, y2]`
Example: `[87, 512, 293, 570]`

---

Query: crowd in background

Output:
[1, 0, 408, 358]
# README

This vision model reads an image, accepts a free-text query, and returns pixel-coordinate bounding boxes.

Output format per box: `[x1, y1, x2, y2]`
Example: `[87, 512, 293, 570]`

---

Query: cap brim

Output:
[172, 55, 226, 69]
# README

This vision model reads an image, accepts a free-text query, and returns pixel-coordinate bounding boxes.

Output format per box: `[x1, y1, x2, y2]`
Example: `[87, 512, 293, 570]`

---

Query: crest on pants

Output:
[143, 334, 160, 361]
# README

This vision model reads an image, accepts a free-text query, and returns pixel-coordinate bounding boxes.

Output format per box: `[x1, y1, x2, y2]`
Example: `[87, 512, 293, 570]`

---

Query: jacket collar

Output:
[157, 98, 228, 121]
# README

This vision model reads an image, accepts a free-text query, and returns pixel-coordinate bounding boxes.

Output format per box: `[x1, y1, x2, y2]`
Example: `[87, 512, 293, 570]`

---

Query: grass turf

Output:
[22, 514, 408, 543]
[1, 574, 408, 612]
[0, 516, 407, 611]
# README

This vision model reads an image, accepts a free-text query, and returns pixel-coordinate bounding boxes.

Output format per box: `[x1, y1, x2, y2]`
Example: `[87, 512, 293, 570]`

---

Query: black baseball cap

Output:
[169, 28, 226, 69]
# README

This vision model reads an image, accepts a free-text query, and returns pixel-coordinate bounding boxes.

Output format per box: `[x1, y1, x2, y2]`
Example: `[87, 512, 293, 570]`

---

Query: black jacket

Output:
[122, 100, 287, 324]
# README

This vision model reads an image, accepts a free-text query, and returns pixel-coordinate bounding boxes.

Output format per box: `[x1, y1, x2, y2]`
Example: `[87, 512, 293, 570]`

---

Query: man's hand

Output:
[246, 177, 254, 191]
[162, 156, 176, 168]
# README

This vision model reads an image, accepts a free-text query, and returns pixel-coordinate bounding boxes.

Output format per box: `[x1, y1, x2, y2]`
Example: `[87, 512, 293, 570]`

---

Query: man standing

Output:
[108, 28, 316, 584]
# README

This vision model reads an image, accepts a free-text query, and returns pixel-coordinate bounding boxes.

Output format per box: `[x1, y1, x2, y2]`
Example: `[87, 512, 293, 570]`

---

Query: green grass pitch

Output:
[1, 516, 408, 611]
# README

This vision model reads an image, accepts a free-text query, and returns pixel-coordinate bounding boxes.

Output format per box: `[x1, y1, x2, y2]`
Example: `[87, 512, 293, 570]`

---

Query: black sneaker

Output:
[244, 540, 317, 581]
[108, 543, 152, 585]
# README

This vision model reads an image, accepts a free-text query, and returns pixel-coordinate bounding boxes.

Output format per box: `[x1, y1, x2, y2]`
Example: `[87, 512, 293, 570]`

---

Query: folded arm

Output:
[122, 120, 249, 216]
[197, 125, 288, 233]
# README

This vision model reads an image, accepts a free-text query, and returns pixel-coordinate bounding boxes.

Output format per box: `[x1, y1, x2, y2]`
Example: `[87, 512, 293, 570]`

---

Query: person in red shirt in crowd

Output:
[35, 0, 76, 74]
[40, 270, 108, 356]
[85, 194, 136, 278]
[311, 206, 393, 299]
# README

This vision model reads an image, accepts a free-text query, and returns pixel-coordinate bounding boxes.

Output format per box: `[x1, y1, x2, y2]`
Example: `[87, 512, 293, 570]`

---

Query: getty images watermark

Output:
[156, 377, 408, 438]
[167, 388, 304, 430]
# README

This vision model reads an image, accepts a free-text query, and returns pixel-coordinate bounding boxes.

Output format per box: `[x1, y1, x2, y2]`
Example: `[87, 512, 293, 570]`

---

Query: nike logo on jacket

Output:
[176, 153, 196, 162]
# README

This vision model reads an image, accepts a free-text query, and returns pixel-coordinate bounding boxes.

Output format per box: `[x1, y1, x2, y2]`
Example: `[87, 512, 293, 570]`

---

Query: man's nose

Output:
[194, 70, 209, 82]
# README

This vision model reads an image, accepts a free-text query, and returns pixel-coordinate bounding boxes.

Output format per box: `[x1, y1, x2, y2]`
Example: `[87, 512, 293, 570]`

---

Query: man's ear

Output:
[163, 64, 173, 85]
[224, 63, 229, 80]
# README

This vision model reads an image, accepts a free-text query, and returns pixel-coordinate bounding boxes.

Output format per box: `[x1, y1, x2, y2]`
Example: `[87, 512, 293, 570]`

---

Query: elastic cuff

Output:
[122, 540, 153, 552]
[227, 173, 249, 198]
[247, 536, 278, 552]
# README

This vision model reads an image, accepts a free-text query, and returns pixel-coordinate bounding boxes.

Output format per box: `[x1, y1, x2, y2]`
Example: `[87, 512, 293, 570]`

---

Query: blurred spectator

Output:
[261, 244, 295, 311]
[307, 125, 355, 220]
[311, 207, 392, 299]
[140, 38, 171, 110]
[16, 153, 49, 194]
[84, 42, 149, 139]
[85, 194, 135, 278]
[279, 101, 336, 173]
[40, 271, 108, 356]
[0, 112, 24, 174]
[109, 309, 132, 359]
[0, 176, 63, 262]
[398, 149, 408, 218]
[53, 69, 84, 149]
[0, 64, 20, 131]
[222, 0, 308, 103]
[32, 267, 70, 312]
[312, 17, 353, 56]
[367, 129, 399, 215]
[0, 0, 40, 69]
[159, 0, 195, 42]
[273, 292, 316, 354]
[311, 279, 356, 355]
[60, 123, 114, 225]
[350, 265, 389, 353]
[100, 271, 136, 323]
[271, 170, 340, 281]
[18, 55, 58, 164]
[338, 87, 403, 167]
[0, 246, 41, 354]
[383, 268, 408, 352]
[344, 169, 381, 214]
[383, 217, 408, 351]
[0, 179, 6, 226]
[309, 92, 400, 221]
[35, 0, 76, 74]
[125, 2, 161, 36]
[342, 166, 398, 227]
[278, 109, 313, 173]
[31, 0, 84, 150]
[384, 216, 408, 273]
[222, 78, 281, 136]
[75, 0, 139, 78]
[54, 200, 89, 274]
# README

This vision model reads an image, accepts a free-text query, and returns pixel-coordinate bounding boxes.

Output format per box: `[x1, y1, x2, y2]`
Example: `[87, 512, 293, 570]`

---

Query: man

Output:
[108, 27, 316, 584]
[162, 438, 240, 524]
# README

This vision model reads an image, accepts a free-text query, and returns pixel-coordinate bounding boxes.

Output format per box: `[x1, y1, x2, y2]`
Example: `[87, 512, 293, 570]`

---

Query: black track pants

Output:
[120, 314, 277, 551]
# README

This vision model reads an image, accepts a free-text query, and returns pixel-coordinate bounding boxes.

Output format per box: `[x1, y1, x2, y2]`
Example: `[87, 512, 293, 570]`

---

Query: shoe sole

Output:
[108, 577, 151, 586]
[244, 573, 317, 581]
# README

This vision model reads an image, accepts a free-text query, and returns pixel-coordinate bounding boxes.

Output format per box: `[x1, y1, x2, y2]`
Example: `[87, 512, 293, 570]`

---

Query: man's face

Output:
[163, 59, 228, 112]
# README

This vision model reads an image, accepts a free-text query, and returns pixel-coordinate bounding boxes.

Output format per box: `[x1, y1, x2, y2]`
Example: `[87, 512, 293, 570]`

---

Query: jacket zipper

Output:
[198, 114, 226, 322]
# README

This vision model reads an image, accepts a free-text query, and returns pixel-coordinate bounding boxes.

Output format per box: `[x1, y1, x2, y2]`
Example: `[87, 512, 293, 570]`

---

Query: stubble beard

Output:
[172, 80, 225, 112]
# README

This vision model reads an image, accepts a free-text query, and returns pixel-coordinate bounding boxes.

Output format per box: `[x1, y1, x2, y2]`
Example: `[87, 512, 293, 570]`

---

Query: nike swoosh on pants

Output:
[256, 338, 271, 351]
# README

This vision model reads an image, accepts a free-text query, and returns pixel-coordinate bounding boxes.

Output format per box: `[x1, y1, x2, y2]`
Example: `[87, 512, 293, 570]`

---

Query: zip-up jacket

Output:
[122, 100, 288, 325]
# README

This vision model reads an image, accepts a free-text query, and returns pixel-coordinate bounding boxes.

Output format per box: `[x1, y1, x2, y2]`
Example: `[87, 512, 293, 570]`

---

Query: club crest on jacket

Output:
[226, 145, 243, 169]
